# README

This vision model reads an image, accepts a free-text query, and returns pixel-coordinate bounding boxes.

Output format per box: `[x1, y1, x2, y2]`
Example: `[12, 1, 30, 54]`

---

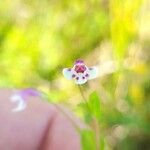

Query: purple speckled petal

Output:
[18, 88, 41, 100]
[63, 59, 98, 85]
[10, 88, 41, 112]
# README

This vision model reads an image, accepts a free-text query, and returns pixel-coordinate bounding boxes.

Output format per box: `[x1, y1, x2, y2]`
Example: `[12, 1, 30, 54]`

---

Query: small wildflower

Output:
[63, 60, 98, 84]
[10, 88, 40, 112]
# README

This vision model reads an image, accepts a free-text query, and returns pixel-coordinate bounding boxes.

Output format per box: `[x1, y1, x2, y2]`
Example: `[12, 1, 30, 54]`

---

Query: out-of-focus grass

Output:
[0, 0, 150, 149]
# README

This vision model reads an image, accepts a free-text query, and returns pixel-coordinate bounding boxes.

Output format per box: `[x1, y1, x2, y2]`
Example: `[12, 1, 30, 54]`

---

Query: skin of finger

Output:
[0, 89, 81, 150]
[41, 105, 82, 150]
[0, 88, 57, 150]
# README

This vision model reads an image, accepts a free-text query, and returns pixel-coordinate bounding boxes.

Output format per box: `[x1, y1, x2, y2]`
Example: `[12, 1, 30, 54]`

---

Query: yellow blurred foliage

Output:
[132, 63, 148, 75]
[130, 84, 144, 105]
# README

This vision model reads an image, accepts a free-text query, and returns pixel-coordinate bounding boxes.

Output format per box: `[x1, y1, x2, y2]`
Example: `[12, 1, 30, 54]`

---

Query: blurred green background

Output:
[0, 0, 150, 149]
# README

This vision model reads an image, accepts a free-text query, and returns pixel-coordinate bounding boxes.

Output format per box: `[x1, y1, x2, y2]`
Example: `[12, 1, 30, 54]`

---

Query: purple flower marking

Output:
[85, 74, 89, 77]
[18, 88, 41, 100]
[67, 68, 71, 71]
[72, 74, 76, 78]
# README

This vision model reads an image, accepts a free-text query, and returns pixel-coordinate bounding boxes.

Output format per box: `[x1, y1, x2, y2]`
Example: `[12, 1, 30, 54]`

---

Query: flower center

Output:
[75, 65, 86, 73]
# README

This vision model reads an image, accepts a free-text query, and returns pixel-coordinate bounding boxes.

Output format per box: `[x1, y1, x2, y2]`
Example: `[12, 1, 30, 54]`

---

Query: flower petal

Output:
[10, 95, 26, 112]
[63, 68, 75, 80]
[87, 66, 98, 80]
[20, 88, 40, 99]
[74, 73, 87, 85]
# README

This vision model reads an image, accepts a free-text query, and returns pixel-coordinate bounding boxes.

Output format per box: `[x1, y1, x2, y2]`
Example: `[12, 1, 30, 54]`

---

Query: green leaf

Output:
[81, 129, 96, 150]
[100, 136, 105, 150]
[78, 102, 93, 123]
[88, 91, 102, 121]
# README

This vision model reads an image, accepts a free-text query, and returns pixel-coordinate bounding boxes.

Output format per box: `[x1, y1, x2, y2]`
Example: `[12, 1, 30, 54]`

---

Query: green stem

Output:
[78, 85, 100, 150]
[78, 85, 91, 113]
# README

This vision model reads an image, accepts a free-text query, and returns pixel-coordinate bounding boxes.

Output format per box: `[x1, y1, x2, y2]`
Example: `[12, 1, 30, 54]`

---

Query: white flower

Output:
[10, 95, 26, 112]
[10, 88, 40, 112]
[63, 60, 98, 85]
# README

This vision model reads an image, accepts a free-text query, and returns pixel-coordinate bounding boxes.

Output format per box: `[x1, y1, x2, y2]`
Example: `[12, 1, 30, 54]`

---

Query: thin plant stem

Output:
[78, 85, 100, 150]
[92, 118, 100, 150]
[78, 85, 91, 113]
